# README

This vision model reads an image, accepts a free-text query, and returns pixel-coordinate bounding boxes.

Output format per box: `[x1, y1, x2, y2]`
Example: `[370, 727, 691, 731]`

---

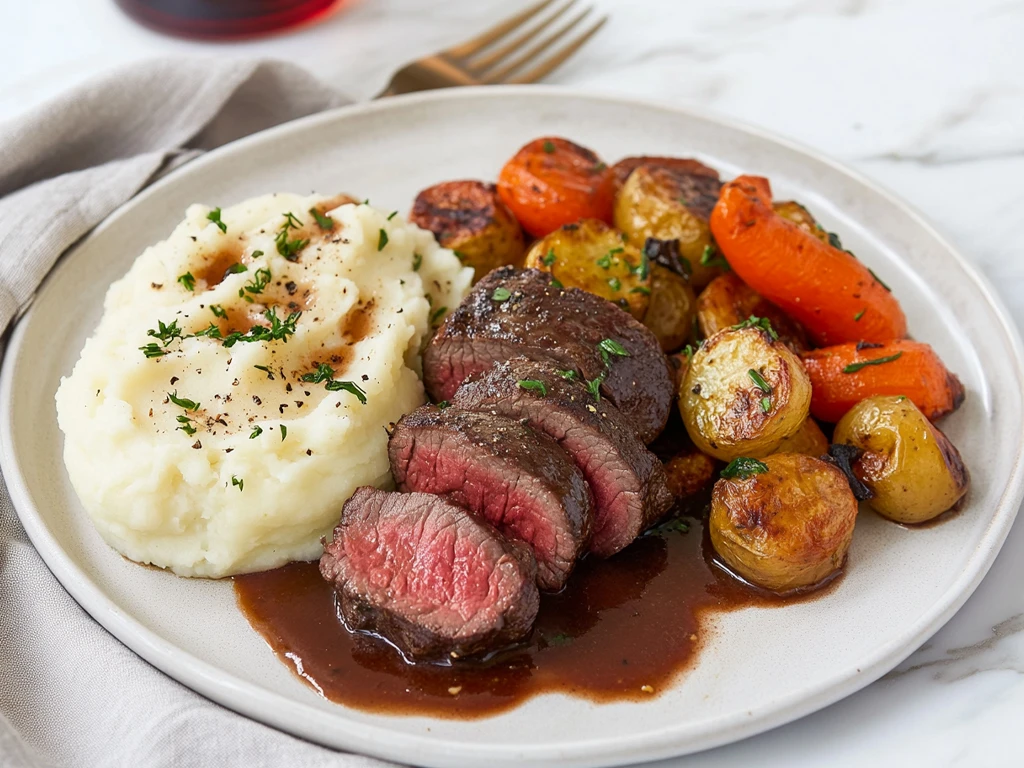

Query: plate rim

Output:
[4, 84, 1024, 767]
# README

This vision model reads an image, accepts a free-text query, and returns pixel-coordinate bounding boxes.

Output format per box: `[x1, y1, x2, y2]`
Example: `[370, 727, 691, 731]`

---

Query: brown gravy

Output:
[234, 513, 839, 719]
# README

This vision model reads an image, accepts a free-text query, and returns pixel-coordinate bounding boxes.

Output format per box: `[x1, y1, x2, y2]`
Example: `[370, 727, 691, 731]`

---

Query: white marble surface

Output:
[3, 0, 1023, 766]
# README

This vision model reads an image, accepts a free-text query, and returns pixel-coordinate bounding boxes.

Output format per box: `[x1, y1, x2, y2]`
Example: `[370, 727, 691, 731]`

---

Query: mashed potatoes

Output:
[56, 194, 472, 577]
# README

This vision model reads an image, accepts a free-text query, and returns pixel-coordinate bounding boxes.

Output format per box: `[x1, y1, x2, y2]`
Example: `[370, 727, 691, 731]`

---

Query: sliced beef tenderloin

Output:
[388, 405, 592, 591]
[320, 487, 538, 661]
[451, 358, 675, 557]
[422, 266, 673, 444]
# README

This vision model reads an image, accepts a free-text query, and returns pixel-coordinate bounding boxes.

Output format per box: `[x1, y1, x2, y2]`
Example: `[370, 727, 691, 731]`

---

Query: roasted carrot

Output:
[710, 175, 907, 346]
[497, 137, 614, 238]
[801, 340, 964, 423]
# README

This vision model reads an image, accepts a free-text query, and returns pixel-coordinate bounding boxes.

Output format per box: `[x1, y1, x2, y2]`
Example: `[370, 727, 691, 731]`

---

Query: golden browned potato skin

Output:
[833, 396, 969, 524]
[524, 218, 651, 319]
[664, 447, 717, 499]
[773, 200, 830, 244]
[680, 328, 812, 461]
[710, 453, 858, 592]
[696, 272, 810, 353]
[644, 264, 696, 352]
[609, 156, 720, 196]
[774, 418, 829, 457]
[410, 180, 526, 281]
[613, 165, 724, 291]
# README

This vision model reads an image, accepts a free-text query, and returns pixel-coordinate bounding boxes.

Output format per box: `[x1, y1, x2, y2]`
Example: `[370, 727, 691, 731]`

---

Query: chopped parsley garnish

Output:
[731, 315, 779, 341]
[542, 140, 556, 153]
[169, 390, 200, 437]
[249, 426, 263, 439]
[655, 518, 691, 535]
[721, 457, 769, 479]
[176, 415, 196, 436]
[387, 210, 398, 220]
[542, 249, 556, 267]
[231, 475, 244, 491]
[251, 250, 264, 258]
[827, 231, 843, 250]
[177, 272, 196, 292]
[206, 207, 227, 233]
[868, 268, 891, 291]
[491, 287, 511, 302]
[748, 368, 771, 394]
[225, 263, 248, 275]
[280, 425, 287, 441]
[634, 247, 651, 280]
[854, 308, 866, 321]
[221, 308, 300, 347]
[608, 276, 622, 291]
[517, 379, 547, 396]
[301, 362, 368, 404]
[254, 364, 274, 379]
[585, 376, 603, 401]
[239, 267, 272, 302]
[556, 369, 578, 380]
[436, 400, 451, 410]
[843, 352, 903, 374]
[210, 304, 227, 318]
[596, 254, 612, 269]
[309, 207, 334, 231]
[700, 244, 729, 270]
[630, 286, 651, 295]
[681, 344, 695, 359]
[377, 229, 389, 251]
[760, 396, 772, 413]
[431, 306, 447, 325]
[144, 319, 184, 354]
[412, 253, 423, 271]
[544, 632, 573, 647]
[598, 338, 630, 364]
[192, 323, 222, 339]
[140, 343, 168, 359]
[275, 212, 308, 261]
[550, 278, 563, 289]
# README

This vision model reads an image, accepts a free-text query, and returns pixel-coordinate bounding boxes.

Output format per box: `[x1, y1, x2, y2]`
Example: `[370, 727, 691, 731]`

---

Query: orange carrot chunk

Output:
[710, 175, 907, 346]
[497, 137, 614, 238]
[802, 340, 964, 423]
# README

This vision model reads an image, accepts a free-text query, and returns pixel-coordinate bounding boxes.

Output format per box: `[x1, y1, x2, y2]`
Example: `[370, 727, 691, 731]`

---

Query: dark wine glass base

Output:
[115, 0, 346, 40]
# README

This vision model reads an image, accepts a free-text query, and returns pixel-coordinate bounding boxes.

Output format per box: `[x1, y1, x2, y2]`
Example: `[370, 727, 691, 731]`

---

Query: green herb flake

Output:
[275, 212, 308, 261]
[656, 518, 691, 535]
[301, 363, 335, 384]
[854, 308, 866, 322]
[221, 308, 300, 347]
[436, 400, 451, 410]
[324, 380, 368, 404]
[700, 244, 729, 270]
[541, 248, 556, 267]
[192, 323, 222, 339]
[556, 369, 578, 380]
[596, 254, 612, 269]
[249, 426, 263, 439]
[309, 207, 334, 231]
[251, 250, 264, 258]
[231, 475, 244, 491]
[210, 304, 227, 318]
[760, 396, 772, 413]
[168, 391, 200, 411]
[412, 253, 423, 271]
[387, 210, 399, 221]
[747, 368, 771, 394]
[550, 278, 564, 290]
[431, 306, 448, 325]
[206, 207, 227, 233]
[545, 632, 573, 647]
[254, 364, 274, 380]
[280, 425, 288, 442]
[585, 376, 603, 401]
[630, 286, 651, 295]
[140, 343, 168, 359]
[177, 272, 196, 292]
[239, 267, 272, 302]
[146, 320, 183, 347]
[721, 457, 769, 480]
[843, 352, 903, 374]
[542, 140, 556, 153]
[491, 287, 512, 302]
[608, 276, 622, 291]
[598, 338, 630, 360]
[517, 379, 548, 396]
[827, 231, 843, 250]
[176, 415, 196, 436]
[377, 229, 389, 251]
[225, 263, 248, 275]
[730, 315, 779, 341]
[868, 268, 891, 292]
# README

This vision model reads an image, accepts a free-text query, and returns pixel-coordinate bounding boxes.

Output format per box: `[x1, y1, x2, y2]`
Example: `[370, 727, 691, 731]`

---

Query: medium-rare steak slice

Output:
[389, 405, 592, 590]
[451, 358, 675, 557]
[319, 487, 538, 660]
[422, 266, 673, 444]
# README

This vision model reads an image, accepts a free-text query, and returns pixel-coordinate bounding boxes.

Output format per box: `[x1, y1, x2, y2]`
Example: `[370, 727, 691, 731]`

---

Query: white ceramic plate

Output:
[4, 87, 1024, 768]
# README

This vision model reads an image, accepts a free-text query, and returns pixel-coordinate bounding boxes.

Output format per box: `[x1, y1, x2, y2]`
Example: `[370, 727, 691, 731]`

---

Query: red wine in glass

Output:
[115, 0, 347, 39]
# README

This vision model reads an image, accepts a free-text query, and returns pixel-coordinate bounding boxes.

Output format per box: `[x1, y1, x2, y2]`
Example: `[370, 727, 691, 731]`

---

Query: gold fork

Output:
[376, 0, 608, 98]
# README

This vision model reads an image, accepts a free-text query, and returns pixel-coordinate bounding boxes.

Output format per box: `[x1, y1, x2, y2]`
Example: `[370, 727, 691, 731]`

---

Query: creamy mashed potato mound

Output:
[56, 194, 472, 577]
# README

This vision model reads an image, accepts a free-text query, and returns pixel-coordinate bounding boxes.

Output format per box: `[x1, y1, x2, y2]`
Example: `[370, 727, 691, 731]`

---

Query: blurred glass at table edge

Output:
[114, 0, 349, 40]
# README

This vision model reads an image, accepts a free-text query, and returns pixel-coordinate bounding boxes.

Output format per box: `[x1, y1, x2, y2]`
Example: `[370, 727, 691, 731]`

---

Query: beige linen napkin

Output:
[0, 58, 394, 768]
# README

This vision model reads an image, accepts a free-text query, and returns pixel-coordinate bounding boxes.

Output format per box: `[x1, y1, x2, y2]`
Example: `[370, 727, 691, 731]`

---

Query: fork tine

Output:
[507, 15, 607, 84]
[469, 0, 577, 73]
[445, 0, 561, 60]
[485, 6, 593, 83]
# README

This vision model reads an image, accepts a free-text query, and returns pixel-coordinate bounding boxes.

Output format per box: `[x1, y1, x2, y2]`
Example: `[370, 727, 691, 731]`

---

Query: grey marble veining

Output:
[2, 0, 1024, 765]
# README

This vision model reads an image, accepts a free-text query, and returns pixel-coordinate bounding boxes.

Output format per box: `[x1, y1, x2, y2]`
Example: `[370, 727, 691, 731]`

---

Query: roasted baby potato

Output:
[773, 200, 830, 244]
[710, 453, 858, 592]
[696, 272, 810, 353]
[613, 165, 724, 291]
[774, 417, 829, 457]
[609, 156, 719, 196]
[833, 396, 969, 524]
[664, 446, 717, 499]
[410, 180, 526, 280]
[680, 326, 812, 461]
[644, 264, 696, 352]
[524, 218, 651, 319]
